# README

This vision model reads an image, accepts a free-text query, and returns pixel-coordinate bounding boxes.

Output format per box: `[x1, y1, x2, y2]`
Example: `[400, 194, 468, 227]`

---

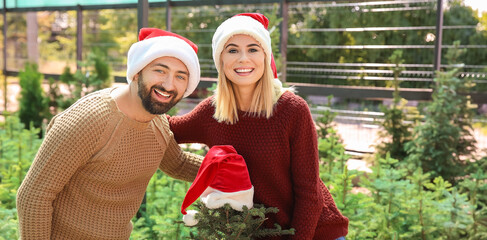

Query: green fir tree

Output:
[187, 202, 294, 240]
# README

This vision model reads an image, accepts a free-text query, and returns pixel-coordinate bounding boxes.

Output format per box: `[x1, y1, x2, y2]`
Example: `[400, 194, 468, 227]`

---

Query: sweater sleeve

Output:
[16, 101, 106, 239]
[288, 97, 323, 239]
[159, 132, 203, 182]
[168, 98, 212, 144]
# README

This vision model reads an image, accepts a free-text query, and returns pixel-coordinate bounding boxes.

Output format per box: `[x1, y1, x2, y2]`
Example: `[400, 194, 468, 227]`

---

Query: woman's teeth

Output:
[235, 68, 252, 73]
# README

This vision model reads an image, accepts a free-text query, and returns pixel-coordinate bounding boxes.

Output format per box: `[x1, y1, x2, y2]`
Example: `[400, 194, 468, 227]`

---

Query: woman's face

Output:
[221, 34, 265, 89]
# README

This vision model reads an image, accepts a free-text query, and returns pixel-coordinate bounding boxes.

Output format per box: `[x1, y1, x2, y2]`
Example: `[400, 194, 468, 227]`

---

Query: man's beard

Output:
[137, 74, 181, 115]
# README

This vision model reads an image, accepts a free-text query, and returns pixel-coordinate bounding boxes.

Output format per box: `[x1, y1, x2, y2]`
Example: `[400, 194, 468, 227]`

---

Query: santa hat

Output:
[127, 28, 200, 98]
[181, 145, 254, 226]
[212, 13, 279, 82]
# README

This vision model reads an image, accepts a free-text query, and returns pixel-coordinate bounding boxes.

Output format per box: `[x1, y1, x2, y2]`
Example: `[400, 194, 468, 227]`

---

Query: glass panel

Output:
[1, 0, 168, 8]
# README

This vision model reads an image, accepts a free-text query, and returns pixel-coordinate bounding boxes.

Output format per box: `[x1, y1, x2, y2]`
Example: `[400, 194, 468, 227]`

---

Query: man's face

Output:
[136, 57, 189, 115]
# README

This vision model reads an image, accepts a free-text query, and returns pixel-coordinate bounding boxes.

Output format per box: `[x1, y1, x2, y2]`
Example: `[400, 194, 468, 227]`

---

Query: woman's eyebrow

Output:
[225, 43, 238, 49]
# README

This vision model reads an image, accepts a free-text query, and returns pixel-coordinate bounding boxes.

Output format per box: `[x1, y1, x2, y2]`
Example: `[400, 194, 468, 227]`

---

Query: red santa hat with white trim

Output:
[181, 145, 254, 226]
[212, 13, 280, 85]
[126, 28, 200, 98]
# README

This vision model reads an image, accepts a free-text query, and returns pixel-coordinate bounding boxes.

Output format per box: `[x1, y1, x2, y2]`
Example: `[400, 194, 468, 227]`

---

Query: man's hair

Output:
[212, 57, 283, 124]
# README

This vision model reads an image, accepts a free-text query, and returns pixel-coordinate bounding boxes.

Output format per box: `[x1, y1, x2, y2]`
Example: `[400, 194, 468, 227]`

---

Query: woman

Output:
[169, 13, 348, 240]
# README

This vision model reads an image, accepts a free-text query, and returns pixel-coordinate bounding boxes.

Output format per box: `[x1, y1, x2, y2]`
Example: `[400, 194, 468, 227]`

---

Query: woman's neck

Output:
[233, 84, 256, 112]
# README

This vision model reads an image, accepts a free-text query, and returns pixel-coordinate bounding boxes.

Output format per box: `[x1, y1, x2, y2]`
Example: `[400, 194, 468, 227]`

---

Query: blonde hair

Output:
[212, 58, 284, 124]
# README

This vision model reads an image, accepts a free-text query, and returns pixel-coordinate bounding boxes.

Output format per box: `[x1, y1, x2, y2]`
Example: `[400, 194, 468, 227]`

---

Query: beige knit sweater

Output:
[16, 88, 202, 239]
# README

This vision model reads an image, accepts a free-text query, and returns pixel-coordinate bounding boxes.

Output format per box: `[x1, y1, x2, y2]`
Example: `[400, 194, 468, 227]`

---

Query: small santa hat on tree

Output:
[181, 145, 254, 226]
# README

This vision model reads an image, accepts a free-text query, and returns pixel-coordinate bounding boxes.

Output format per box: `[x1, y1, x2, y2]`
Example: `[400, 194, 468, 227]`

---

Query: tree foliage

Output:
[187, 203, 294, 240]
[314, 106, 485, 239]
[405, 44, 477, 183]
[0, 102, 484, 239]
[285, 0, 487, 88]
[53, 51, 113, 111]
[18, 63, 49, 131]
[0, 116, 43, 240]
[376, 50, 420, 160]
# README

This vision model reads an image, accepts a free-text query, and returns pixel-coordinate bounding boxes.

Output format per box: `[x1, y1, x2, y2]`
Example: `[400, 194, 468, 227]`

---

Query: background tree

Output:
[405, 43, 477, 182]
[376, 50, 419, 160]
[18, 63, 48, 132]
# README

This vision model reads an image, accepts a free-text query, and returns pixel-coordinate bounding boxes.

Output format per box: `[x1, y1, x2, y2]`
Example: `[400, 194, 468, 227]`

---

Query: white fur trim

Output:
[212, 16, 272, 74]
[201, 186, 254, 211]
[126, 36, 200, 98]
[183, 210, 199, 226]
[273, 78, 283, 88]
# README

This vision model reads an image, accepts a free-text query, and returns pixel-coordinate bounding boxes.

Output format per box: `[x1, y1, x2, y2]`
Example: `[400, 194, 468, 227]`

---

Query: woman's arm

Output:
[288, 97, 324, 239]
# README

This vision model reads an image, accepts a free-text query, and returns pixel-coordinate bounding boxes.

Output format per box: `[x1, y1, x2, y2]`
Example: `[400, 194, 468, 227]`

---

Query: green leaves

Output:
[376, 50, 420, 161]
[316, 99, 484, 240]
[18, 62, 49, 132]
[54, 51, 113, 112]
[0, 115, 43, 239]
[131, 172, 194, 239]
[406, 66, 477, 183]
[0, 208, 19, 240]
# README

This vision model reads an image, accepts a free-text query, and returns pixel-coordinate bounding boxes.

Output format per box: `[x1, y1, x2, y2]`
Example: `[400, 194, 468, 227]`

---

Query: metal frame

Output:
[76, 4, 83, 69]
[280, 0, 288, 82]
[1, 0, 486, 112]
[166, 0, 171, 31]
[137, 0, 148, 32]
[433, 0, 444, 72]
[2, 0, 6, 111]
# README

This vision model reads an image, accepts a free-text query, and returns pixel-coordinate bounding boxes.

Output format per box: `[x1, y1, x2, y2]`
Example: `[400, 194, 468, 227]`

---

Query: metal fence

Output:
[1, 0, 487, 112]
[175, 97, 487, 158]
[310, 106, 487, 157]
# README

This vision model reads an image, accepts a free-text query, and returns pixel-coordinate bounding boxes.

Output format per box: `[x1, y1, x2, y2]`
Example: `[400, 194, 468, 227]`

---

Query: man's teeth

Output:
[154, 89, 170, 97]
[235, 68, 252, 73]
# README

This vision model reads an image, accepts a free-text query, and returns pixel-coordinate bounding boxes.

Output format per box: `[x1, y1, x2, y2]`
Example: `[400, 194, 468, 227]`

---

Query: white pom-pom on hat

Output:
[182, 210, 199, 226]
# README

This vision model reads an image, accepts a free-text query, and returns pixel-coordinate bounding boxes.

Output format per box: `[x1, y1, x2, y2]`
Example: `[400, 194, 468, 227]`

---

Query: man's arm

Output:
[159, 135, 203, 182]
[16, 108, 103, 239]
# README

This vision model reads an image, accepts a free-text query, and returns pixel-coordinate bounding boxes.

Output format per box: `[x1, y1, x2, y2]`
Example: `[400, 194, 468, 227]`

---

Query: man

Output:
[16, 28, 202, 239]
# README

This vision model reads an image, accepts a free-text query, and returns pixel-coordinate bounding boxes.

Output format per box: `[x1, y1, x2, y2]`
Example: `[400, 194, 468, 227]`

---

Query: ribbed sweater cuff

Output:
[312, 222, 348, 240]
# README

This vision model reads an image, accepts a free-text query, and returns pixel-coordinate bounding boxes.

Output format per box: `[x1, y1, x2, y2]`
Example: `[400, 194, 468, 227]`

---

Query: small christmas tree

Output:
[181, 146, 294, 239]
[188, 202, 294, 240]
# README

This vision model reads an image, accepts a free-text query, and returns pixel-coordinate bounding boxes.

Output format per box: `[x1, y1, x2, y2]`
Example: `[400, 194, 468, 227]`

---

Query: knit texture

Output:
[169, 91, 349, 240]
[16, 88, 202, 240]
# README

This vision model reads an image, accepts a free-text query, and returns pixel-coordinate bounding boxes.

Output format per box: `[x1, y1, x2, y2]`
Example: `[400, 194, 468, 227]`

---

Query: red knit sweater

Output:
[169, 91, 348, 240]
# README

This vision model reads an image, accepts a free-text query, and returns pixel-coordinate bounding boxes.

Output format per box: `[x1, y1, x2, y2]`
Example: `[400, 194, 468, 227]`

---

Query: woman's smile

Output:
[234, 67, 254, 76]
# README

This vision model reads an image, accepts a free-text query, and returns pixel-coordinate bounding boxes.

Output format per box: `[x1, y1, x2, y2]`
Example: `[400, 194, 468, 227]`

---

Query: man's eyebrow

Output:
[152, 63, 170, 69]
[177, 70, 189, 76]
[152, 63, 189, 76]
